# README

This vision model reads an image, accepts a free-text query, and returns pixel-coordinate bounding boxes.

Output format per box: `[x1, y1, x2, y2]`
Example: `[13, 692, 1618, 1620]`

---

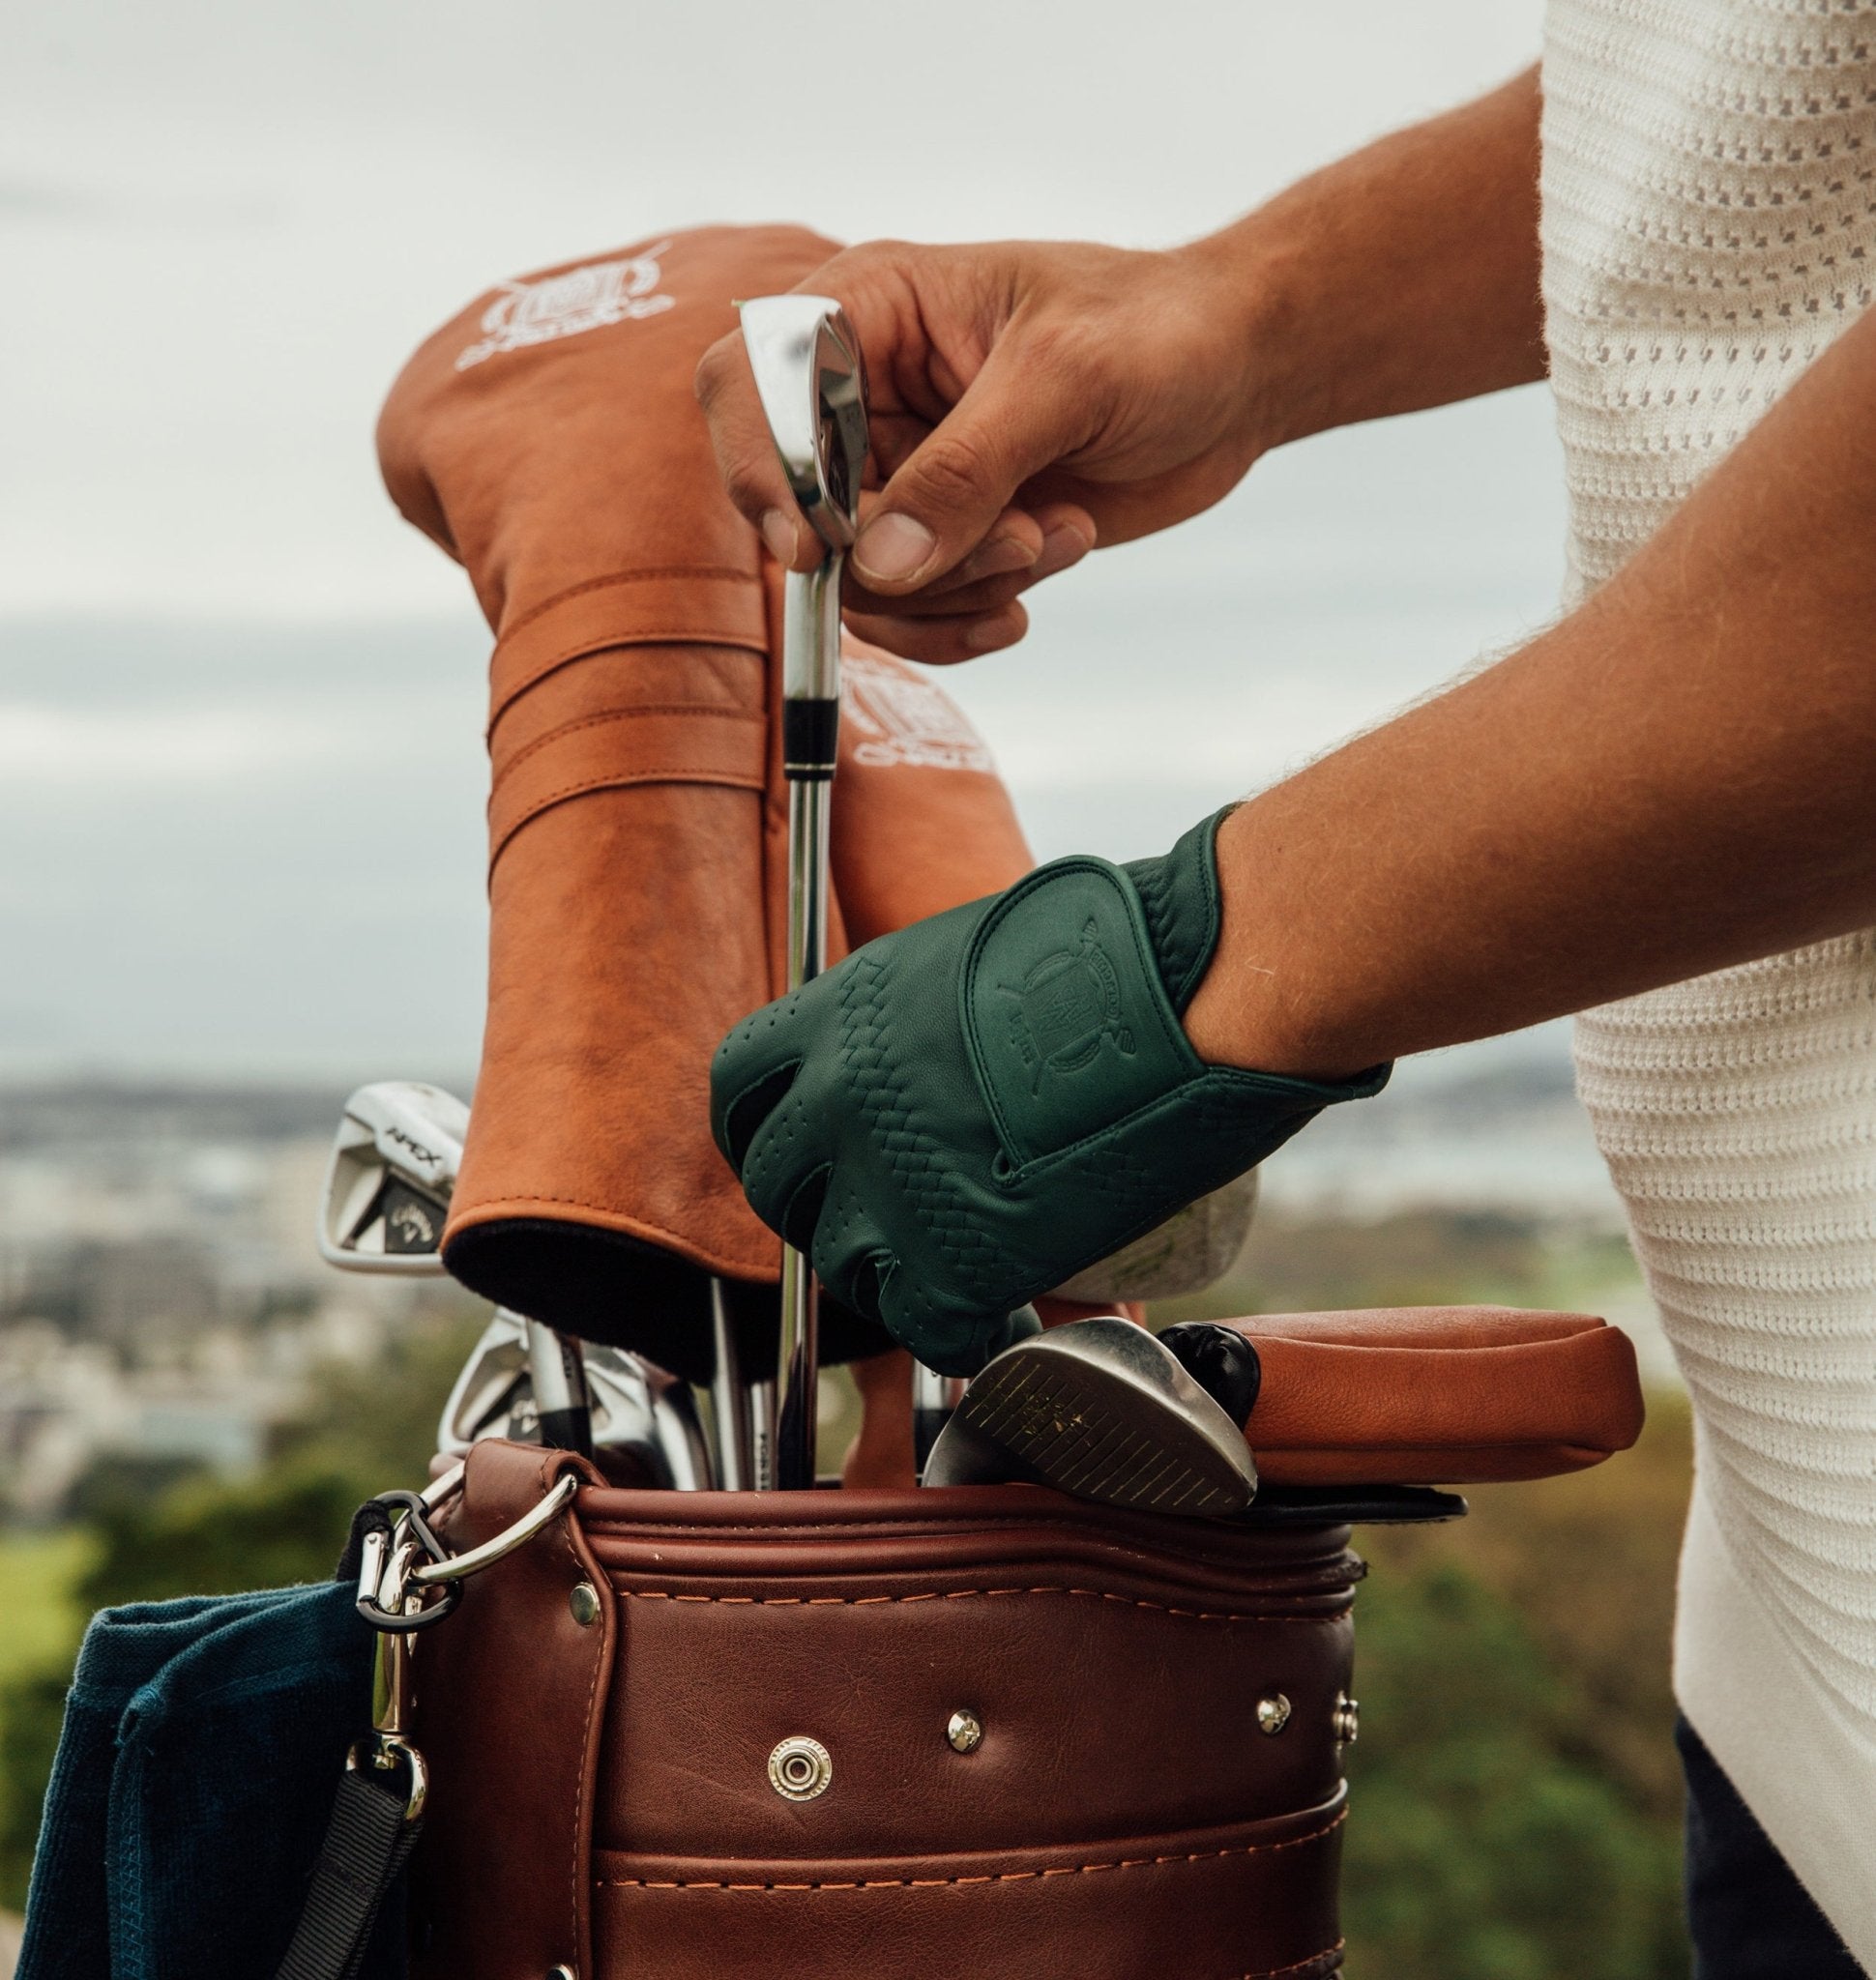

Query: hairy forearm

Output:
[1190, 66, 1547, 452]
[1184, 297, 1876, 1078]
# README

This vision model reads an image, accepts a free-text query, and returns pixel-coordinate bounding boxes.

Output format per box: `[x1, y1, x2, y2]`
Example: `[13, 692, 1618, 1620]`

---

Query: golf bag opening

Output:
[442, 1217, 886, 1383]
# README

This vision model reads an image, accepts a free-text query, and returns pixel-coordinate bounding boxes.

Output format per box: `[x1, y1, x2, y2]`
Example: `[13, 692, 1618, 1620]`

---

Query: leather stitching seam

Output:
[613, 1585, 1351, 1625]
[487, 766, 764, 874]
[551, 1454, 606, 1970]
[490, 766, 764, 818]
[491, 627, 767, 731]
[500, 566, 759, 641]
[594, 1807, 1347, 1890]
[493, 703, 762, 782]
[1232, 1952, 1345, 1980]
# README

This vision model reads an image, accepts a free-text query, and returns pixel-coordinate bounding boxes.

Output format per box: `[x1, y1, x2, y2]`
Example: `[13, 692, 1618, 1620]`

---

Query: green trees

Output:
[1345, 1563, 1685, 1976]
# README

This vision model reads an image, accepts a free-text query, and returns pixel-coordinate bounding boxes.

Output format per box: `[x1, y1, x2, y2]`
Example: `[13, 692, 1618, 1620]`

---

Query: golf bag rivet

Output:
[1256, 1694, 1292, 1736]
[768, 1734, 833, 1801]
[546, 1967, 575, 1980]
[569, 1582, 601, 1627]
[1333, 1692, 1361, 1745]
[946, 1708, 983, 1755]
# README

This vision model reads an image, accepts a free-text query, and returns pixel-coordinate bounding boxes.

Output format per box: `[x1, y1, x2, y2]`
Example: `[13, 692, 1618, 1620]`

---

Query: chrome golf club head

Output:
[738, 295, 867, 554]
[320, 1079, 599, 1458]
[438, 1308, 532, 1451]
[584, 1345, 716, 1491]
[436, 1311, 715, 1490]
[317, 1080, 467, 1272]
[923, 1316, 1259, 1517]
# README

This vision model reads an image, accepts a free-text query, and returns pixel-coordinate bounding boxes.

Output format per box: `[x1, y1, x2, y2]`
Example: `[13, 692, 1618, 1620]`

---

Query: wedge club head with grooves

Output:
[923, 1317, 1257, 1515]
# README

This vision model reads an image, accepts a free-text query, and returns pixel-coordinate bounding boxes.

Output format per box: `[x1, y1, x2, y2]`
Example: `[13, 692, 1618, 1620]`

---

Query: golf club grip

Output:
[782, 698, 839, 778]
[537, 1407, 594, 1458]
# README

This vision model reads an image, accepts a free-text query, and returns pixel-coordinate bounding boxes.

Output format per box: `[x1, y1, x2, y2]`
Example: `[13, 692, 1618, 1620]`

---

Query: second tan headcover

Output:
[377, 225, 1035, 1378]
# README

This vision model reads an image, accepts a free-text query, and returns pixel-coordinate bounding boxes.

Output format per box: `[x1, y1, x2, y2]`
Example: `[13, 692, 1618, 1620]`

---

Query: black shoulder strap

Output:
[273, 1746, 423, 1980]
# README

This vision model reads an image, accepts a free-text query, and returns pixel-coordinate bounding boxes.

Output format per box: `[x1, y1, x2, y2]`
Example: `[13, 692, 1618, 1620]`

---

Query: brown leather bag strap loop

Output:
[489, 569, 768, 729]
[413, 1441, 615, 1980]
[486, 703, 767, 880]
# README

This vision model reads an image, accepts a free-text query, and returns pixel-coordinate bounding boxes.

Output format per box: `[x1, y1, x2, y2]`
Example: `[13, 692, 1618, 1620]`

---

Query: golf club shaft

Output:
[911, 1361, 964, 1476]
[707, 1277, 751, 1491]
[525, 1318, 594, 1458]
[768, 556, 841, 1491]
[747, 1376, 777, 1489]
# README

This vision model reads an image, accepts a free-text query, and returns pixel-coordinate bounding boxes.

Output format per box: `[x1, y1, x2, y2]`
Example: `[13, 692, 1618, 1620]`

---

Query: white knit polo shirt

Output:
[1542, 0, 1876, 1956]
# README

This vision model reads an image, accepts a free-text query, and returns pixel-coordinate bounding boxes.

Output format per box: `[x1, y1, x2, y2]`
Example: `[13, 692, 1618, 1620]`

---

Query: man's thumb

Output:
[852, 344, 1083, 593]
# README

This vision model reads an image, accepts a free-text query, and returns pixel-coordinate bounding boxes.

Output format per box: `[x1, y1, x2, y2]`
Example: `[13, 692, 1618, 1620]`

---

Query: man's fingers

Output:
[694, 328, 819, 573]
[847, 569, 1032, 623]
[851, 335, 1095, 594]
[841, 507, 1093, 641]
[843, 601, 1029, 666]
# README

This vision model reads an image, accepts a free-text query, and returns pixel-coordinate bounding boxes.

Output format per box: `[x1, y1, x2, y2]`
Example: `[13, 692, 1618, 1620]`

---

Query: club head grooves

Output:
[923, 1317, 1257, 1516]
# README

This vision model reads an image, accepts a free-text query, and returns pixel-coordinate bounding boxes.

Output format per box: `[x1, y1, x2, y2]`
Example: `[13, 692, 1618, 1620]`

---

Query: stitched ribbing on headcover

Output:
[486, 570, 769, 736]
[1123, 811, 1226, 1014]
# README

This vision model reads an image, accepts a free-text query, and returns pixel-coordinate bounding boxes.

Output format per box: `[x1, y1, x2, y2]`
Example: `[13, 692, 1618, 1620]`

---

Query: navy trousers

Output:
[1680, 1715, 1867, 1979]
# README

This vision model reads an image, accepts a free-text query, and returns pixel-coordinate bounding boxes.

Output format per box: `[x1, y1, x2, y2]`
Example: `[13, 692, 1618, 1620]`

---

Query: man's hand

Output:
[695, 70, 1548, 663]
[709, 811, 1384, 1373]
[694, 239, 1271, 662]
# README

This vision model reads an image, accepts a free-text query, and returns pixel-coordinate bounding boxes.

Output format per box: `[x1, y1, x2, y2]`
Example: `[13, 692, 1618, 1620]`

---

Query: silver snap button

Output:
[569, 1582, 601, 1627]
[768, 1735, 833, 1801]
[1256, 1694, 1292, 1736]
[946, 1708, 983, 1754]
[1333, 1692, 1361, 1746]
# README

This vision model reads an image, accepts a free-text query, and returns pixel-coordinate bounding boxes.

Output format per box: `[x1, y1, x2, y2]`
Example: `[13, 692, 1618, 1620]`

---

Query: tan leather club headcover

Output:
[376, 227, 1033, 1375]
[1233, 1306, 1646, 1485]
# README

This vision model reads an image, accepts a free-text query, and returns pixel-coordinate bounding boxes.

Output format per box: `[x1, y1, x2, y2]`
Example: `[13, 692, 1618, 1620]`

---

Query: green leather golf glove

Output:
[711, 810, 1388, 1374]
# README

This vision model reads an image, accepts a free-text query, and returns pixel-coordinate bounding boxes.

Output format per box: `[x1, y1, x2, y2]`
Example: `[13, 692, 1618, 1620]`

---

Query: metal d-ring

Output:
[355, 1470, 579, 1631]
[408, 1470, 580, 1585]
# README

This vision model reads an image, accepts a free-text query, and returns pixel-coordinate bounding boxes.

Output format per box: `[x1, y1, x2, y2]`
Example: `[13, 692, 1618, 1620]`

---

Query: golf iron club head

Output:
[319, 1080, 612, 1466]
[317, 1080, 467, 1272]
[923, 1316, 1259, 1517]
[738, 294, 867, 553]
[437, 1309, 714, 1489]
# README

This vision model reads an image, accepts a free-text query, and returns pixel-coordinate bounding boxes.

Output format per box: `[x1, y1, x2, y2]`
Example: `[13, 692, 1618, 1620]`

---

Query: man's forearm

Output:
[1192, 66, 1547, 453]
[1184, 294, 1876, 1078]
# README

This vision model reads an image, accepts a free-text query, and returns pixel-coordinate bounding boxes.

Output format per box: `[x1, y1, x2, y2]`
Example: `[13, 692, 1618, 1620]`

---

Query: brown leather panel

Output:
[410, 1441, 614, 1980]
[573, 1480, 1357, 1590]
[487, 643, 763, 766]
[488, 569, 768, 723]
[601, 1572, 1350, 1857]
[1236, 1306, 1646, 1485]
[581, 1483, 1355, 1860]
[486, 702, 766, 877]
[410, 1461, 1355, 1979]
[590, 1798, 1347, 1979]
[453, 774, 780, 1283]
[1246, 1306, 1610, 1351]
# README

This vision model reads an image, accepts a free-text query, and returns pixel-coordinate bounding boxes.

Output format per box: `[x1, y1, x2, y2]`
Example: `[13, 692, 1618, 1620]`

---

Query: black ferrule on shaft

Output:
[783, 698, 840, 779]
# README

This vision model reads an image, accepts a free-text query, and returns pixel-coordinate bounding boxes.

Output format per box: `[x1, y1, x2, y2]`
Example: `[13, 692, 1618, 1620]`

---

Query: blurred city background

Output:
[0, 2, 1692, 1973]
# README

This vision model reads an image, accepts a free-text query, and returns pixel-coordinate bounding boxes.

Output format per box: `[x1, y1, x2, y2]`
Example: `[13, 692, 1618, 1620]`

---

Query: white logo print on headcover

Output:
[455, 243, 677, 370]
[839, 653, 995, 773]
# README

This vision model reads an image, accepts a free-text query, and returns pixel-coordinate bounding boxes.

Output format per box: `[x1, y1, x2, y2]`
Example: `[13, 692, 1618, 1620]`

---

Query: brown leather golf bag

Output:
[377, 226, 1646, 1979]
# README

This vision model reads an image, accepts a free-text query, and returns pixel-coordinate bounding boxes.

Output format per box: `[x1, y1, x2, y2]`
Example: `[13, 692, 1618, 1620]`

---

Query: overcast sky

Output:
[0, 0, 1561, 1079]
